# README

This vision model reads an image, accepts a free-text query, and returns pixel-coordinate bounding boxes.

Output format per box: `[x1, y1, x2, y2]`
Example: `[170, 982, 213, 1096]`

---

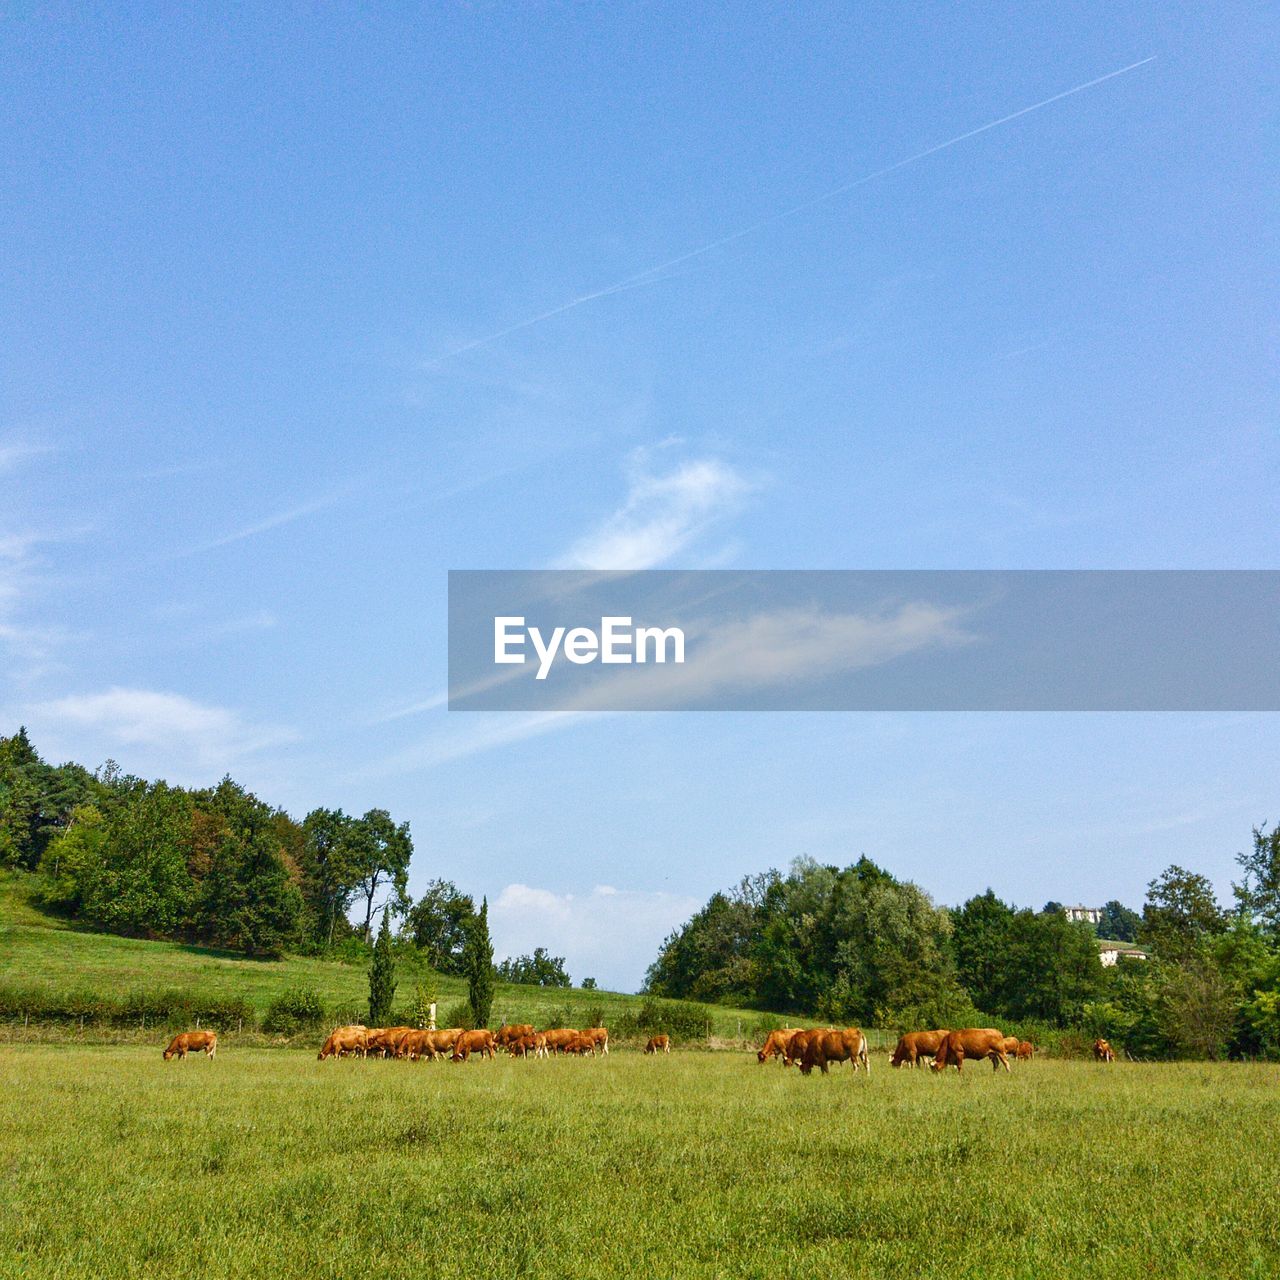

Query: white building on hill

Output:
[1063, 905, 1103, 925]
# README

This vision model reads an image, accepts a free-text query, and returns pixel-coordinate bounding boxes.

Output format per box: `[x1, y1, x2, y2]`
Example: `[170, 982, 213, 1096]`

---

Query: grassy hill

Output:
[0, 872, 784, 1040]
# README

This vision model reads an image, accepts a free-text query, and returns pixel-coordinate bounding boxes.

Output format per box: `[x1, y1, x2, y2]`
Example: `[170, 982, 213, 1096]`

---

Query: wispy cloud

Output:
[0, 438, 58, 474]
[427, 57, 1155, 363]
[172, 485, 365, 558]
[1, 437, 88, 676]
[491, 882, 701, 992]
[569, 601, 974, 709]
[28, 687, 296, 774]
[557, 448, 754, 570]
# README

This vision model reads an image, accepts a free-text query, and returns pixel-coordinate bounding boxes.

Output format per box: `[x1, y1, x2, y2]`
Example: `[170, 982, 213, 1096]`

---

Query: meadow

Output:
[1, 1045, 1276, 1279]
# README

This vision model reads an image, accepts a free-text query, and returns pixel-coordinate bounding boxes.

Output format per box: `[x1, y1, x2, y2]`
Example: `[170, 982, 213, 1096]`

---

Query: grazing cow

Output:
[645, 1035, 671, 1054]
[494, 1024, 535, 1049]
[1000, 1036, 1021, 1057]
[561, 1033, 596, 1055]
[451, 1029, 496, 1061]
[584, 1027, 609, 1055]
[508, 1032, 540, 1057]
[163, 1030, 218, 1061]
[399, 1029, 443, 1061]
[931, 1028, 1011, 1074]
[1016, 1041, 1035, 1061]
[756, 1028, 803, 1065]
[541, 1028, 581, 1055]
[1093, 1038, 1115, 1063]
[890, 1029, 950, 1069]
[317, 1025, 368, 1060]
[799, 1029, 870, 1076]
[364, 1027, 414, 1058]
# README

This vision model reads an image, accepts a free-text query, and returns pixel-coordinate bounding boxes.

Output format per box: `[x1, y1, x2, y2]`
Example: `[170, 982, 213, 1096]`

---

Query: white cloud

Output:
[557, 449, 753, 570]
[554, 600, 976, 710]
[490, 882, 700, 993]
[27, 687, 296, 776]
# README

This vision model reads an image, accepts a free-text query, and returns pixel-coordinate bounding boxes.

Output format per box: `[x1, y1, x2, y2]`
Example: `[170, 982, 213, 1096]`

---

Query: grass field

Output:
[1, 1045, 1277, 1279]
[0, 872, 775, 1038]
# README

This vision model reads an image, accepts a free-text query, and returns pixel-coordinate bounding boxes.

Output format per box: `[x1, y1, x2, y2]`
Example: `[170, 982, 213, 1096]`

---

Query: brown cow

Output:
[400, 1029, 445, 1061]
[364, 1026, 414, 1058]
[756, 1028, 803, 1065]
[1016, 1041, 1035, 1061]
[508, 1032, 544, 1058]
[890, 1029, 949, 1069]
[645, 1035, 671, 1054]
[163, 1030, 218, 1061]
[495, 1023, 535, 1048]
[1000, 1036, 1021, 1057]
[451, 1029, 496, 1061]
[799, 1028, 870, 1076]
[931, 1028, 1011, 1074]
[317, 1025, 368, 1060]
[1093, 1038, 1115, 1063]
[541, 1028, 581, 1055]
[561, 1033, 596, 1055]
[584, 1026, 609, 1055]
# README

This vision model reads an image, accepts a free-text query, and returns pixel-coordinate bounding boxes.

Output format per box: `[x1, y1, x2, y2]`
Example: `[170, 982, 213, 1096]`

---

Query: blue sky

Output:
[3, 3, 1276, 989]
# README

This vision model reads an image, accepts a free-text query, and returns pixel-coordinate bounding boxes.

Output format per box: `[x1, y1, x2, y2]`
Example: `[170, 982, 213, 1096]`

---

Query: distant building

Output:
[1063, 905, 1103, 925]
[1099, 944, 1148, 967]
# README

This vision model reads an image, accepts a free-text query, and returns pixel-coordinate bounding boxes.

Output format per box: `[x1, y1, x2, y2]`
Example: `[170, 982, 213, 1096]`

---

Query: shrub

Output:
[262, 987, 327, 1034]
[440, 1000, 474, 1031]
[408, 980, 439, 1029]
[615, 998, 711, 1043]
[584, 1004, 605, 1029]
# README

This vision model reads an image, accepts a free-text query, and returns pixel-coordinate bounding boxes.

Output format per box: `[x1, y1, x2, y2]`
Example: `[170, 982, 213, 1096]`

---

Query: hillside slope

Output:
[0, 872, 779, 1038]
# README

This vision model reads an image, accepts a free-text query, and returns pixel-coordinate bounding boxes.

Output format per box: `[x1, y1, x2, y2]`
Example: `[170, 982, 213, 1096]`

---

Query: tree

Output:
[1097, 899, 1142, 943]
[995, 910, 1106, 1024]
[496, 947, 571, 987]
[404, 879, 475, 973]
[1041, 900, 1064, 916]
[38, 804, 107, 913]
[463, 897, 495, 1028]
[581, 977, 598, 990]
[351, 808, 412, 938]
[1140, 865, 1225, 963]
[952, 890, 1016, 1013]
[368, 911, 398, 1024]
[1157, 958, 1237, 1059]
[81, 781, 197, 937]
[1234, 823, 1280, 939]
[194, 778, 302, 958]
[299, 808, 362, 947]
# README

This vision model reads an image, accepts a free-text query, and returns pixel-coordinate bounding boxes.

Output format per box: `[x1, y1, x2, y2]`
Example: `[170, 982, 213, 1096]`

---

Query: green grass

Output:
[0, 871, 781, 1038]
[1, 1046, 1276, 1279]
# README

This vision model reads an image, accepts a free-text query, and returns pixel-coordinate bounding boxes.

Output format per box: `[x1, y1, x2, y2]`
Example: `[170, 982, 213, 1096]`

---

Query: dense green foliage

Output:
[367, 913, 398, 1024]
[3, 1047, 1278, 1279]
[464, 898, 496, 1027]
[647, 857, 979, 1029]
[496, 947, 571, 987]
[1, 729, 413, 958]
[403, 879, 475, 974]
[651, 842, 1280, 1060]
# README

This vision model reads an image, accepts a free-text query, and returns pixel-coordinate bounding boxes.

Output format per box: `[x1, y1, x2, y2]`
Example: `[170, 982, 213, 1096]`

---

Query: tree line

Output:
[0, 730, 572, 988]
[645, 829, 1280, 1059]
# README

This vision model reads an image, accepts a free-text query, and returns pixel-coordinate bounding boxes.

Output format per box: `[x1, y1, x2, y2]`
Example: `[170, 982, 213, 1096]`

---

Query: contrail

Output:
[429, 56, 1156, 365]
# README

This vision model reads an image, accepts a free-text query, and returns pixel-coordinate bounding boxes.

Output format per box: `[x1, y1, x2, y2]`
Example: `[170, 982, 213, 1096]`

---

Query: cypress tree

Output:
[465, 897, 495, 1028]
[368, 910, 398, 1024]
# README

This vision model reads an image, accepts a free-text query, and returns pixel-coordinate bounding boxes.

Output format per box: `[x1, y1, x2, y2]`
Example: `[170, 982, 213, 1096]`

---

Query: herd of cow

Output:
[314, 1023, 620, 1060]
[758, 1026, 1118, 1072]
[160, 1022, 1119, 1069]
